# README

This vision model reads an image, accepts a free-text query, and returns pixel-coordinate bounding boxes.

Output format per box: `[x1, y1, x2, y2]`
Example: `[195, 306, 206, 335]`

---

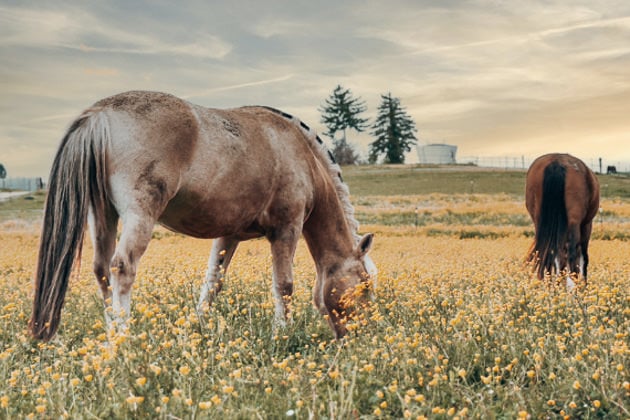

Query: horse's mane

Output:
[260, 106, 361, 242]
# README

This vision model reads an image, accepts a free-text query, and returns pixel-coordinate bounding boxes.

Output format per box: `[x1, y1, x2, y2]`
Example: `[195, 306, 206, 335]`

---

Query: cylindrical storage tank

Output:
[416, 144, 457, 164]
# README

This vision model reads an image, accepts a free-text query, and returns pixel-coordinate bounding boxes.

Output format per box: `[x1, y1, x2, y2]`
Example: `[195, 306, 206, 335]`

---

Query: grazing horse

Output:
[525, 153, 599, 288]
[29, 91, 376, 341]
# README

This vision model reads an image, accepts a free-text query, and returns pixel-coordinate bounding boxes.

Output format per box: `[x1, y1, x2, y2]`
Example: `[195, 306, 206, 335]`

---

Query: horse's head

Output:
[322, 233, 376, 339]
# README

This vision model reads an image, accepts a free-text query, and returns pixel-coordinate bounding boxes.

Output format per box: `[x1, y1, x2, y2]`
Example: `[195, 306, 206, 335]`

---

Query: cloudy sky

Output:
[2, 0, 630, 177]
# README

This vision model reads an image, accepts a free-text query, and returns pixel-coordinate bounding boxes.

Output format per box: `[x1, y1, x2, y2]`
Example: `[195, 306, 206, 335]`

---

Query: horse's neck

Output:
[302, 189, 355, 270]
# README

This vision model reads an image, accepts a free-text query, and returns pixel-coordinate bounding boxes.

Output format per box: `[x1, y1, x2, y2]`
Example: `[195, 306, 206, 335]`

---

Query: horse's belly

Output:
[157, 196, 264, 239]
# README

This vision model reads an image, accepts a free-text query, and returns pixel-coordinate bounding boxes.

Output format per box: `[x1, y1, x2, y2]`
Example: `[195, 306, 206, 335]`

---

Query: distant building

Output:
[416, 143, 458, 164]
[0, 177, 44, 191]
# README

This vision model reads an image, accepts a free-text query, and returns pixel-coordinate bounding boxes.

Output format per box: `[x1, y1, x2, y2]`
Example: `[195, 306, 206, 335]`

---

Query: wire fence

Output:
[458, 156, 630, 174]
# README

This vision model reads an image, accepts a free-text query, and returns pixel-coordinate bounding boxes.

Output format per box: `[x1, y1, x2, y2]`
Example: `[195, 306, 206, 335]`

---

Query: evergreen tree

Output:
[368, 93, 417, 164]
[319, 85, 369, 165]
[0, 163, 6, 179]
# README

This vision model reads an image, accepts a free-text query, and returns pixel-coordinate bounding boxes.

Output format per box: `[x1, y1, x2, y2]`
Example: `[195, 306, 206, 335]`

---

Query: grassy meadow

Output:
[0, 166, 628, 419]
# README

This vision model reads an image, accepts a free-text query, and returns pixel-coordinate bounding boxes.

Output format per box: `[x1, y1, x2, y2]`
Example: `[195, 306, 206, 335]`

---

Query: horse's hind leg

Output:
[197, 236, 239, 313]
[88, 206, 119, 323]
[566, 223, 581, 290]
[580, 221, 593, 282]
[108, 212, 155, 332]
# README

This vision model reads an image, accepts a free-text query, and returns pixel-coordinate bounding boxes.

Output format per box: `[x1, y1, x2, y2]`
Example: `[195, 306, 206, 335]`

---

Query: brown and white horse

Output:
[525, 153, 599, 289]
[29, 91, 376, 341]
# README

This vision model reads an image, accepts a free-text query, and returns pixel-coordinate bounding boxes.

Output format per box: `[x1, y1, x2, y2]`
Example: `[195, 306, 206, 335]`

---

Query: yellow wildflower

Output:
[126, 396, 144, 405]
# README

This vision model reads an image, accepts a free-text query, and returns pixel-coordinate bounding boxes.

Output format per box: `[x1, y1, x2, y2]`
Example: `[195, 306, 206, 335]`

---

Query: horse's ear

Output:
[356, 233, 374, 257]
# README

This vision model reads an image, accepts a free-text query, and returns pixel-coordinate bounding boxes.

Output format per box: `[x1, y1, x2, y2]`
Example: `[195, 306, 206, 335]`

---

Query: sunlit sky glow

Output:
[1, 0, 630, 177]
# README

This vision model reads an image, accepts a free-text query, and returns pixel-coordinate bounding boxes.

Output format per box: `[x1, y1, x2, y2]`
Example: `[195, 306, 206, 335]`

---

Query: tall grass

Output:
[1, 168, 628, 418]
[1, 228, 628, 418]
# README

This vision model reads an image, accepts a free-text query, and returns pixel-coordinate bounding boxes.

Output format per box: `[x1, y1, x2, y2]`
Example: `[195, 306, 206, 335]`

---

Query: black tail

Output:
[534, 161, 567, 279]
[29, 110, 109, 340]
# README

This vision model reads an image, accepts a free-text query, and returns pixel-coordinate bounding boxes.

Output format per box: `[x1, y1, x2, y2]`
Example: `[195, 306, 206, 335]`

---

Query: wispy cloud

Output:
[62, 34, 232, 59]
[0, 5, 232, 59]
[401, 15, 630, 56]
[181, 74, 295, 99]
[25, 113, 79, 124]
[83, 67, 120, 76]
[536, 15, 630, 38]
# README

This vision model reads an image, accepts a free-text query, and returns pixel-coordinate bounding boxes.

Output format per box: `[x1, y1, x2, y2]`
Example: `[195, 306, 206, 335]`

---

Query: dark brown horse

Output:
[525, 153, 599, 288]
[29, 91, 376, 341]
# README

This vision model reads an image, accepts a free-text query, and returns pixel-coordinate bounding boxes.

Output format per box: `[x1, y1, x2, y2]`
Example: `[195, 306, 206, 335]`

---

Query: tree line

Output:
[318, 85, 417, 165]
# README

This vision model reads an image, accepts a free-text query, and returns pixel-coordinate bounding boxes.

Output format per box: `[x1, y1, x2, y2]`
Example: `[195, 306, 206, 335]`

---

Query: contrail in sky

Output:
[181, 74, 294, 99]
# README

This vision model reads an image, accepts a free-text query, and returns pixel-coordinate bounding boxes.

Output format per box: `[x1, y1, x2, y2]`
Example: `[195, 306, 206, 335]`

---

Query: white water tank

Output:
[416, 143, 457, 164]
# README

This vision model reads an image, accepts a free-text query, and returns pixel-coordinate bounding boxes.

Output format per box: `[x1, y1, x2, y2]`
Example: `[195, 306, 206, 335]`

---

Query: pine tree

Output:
[369, 93, 418, 164]
[319, 85, 369, 165]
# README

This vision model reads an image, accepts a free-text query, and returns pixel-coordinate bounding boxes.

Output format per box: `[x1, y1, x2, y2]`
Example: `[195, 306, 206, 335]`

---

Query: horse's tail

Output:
[533, 161, 568, 279]
[29, 109, 110, 341]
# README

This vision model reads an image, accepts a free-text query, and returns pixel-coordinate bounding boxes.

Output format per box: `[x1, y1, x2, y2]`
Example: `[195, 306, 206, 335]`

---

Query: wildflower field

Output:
[1, 168, 629, 419]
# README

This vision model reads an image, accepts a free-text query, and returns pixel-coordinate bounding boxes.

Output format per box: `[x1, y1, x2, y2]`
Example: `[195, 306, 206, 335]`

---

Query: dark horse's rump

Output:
[526, 153, 599, 285]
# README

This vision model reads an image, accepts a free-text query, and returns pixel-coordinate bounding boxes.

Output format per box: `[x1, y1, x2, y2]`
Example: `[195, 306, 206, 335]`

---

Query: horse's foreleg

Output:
[197, 236, 239, 313]
[269, 227, 300, 329]
[312, 272, 326, 316]
[88, 207, 119, 325]
[108, 213, 154, 333]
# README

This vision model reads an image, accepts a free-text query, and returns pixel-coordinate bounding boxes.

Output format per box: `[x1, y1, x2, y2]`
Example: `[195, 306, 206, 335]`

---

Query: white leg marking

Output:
[272, 270, 288, 329]
[111, 286, 131, 332]
[197, 238, 238, 314]
[554, 257, 561, 276]
[197, 245, 223, 311]
[272, 263, 295, 331]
